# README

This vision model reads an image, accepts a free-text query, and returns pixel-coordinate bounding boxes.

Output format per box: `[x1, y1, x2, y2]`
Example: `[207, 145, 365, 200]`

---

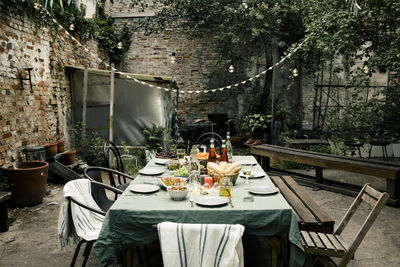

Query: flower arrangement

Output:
[241, 114, 272, 133]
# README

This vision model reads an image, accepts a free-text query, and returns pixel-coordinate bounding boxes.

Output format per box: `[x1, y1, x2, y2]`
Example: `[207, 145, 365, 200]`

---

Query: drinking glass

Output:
[177, 148, 185, 159]
[243, 165, 252, 184]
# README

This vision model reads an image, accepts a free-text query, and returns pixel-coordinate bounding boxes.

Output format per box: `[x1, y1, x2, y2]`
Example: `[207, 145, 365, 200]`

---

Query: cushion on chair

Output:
[158, 222, 245, 267]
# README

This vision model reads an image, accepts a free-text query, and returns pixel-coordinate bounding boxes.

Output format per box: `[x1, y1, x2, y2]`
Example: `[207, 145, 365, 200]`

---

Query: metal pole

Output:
[109, 63, 115, 142]
[82, 63, 88, 139]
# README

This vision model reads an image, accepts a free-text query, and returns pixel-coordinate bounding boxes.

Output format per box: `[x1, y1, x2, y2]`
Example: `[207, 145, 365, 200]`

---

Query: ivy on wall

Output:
[4, 0, 130, 64]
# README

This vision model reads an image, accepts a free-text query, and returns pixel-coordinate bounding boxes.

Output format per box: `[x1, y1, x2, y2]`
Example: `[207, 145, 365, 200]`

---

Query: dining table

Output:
[94, 155, 305, 266]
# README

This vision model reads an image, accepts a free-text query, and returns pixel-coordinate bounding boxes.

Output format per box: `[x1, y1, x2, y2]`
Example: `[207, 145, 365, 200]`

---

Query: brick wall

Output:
[0, 3, 108, 166]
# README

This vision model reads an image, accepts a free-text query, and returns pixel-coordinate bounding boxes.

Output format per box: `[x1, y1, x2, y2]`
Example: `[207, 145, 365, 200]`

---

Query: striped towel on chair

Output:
[158, 222, 245, 267]
[58, 179, 105, 248]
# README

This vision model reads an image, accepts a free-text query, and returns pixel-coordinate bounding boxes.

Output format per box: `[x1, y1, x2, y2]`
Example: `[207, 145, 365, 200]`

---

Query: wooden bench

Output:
[250, 144, 400, 206]
[270, 175, 335, 234]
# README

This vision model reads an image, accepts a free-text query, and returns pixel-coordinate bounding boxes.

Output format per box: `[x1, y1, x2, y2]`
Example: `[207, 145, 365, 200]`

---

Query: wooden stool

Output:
[368, 141, 390, 161]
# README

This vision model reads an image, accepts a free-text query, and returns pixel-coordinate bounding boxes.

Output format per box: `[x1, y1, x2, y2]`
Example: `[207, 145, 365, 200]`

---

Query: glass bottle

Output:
[220, 139, 228, 162]
[208, 138, 217, 163]
[226, 132, 233, 163]
[189, 145, 200, 173]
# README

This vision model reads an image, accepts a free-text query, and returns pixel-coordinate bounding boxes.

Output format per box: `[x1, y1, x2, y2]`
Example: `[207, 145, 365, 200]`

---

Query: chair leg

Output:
[357, 147, 362, 158]
[70, 240, 86, 267]
[136, 246, 143, 264]
[368, 145, 372, 159]
[82, 241, 94, 267]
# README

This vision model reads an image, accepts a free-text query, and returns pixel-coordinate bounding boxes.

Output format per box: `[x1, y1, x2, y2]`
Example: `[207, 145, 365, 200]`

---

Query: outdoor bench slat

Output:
[270, 176, 334, 233]
[250, 144, 400, 206]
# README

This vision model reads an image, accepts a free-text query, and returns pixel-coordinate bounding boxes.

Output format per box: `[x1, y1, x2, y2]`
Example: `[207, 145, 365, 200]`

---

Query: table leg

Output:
[263, 236, 281, 267]
[316, 167, 323, 183]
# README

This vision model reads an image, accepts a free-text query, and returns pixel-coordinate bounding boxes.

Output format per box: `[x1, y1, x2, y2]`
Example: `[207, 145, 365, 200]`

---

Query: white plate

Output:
[237, 160, 257, 166]
[194, 196, 229, 207]
[155, 158, 170, 165]
[139, 168, 164, 176]
[239, 171, 265, 179]
[130, 184, 160, 194]
[249, 185, 279, 195]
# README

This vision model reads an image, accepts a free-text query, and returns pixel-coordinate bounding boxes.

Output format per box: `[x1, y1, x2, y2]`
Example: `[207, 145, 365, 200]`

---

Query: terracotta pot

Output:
[0, 161, 49, 207]
[44, 142, 58, 158]
[61, 150, 76, 165]
[57, 141, 65, 153]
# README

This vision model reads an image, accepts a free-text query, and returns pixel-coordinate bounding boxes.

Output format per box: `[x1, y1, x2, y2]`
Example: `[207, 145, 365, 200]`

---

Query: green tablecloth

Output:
[94, 156, 305, 266]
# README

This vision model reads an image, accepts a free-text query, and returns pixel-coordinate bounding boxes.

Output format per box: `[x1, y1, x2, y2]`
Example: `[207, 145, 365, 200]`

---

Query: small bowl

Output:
[168, 186, 188, 201]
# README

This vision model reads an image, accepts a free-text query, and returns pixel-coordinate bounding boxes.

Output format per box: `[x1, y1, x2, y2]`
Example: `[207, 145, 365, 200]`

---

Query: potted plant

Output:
[142, 123, 165, 161]
[241, 113, 271, 142]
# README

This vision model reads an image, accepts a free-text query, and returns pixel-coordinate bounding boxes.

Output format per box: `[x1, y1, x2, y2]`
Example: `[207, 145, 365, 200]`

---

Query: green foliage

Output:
[119, 141, 146, 175]
[142, 123, 165, 151]
[71, 123, 104, 166]
[6, 0, 130, 64]
[241, 114, 271, 134]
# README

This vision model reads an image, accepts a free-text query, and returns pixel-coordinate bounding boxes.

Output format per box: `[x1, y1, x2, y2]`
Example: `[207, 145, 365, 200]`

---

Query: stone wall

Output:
[105, 1, 296, 131]
[0, 3, 108, 166]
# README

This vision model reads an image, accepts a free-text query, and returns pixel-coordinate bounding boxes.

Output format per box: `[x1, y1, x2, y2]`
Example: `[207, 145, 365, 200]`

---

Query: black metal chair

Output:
[84, 166, 135, 196]
[64, 179, 123, 267]
[195, 132, 223, 151]
[103, 141, 124, 173]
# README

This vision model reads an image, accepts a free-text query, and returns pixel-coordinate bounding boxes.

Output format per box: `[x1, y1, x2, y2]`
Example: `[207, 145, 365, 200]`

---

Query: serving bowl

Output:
[167, 186, 188, 200]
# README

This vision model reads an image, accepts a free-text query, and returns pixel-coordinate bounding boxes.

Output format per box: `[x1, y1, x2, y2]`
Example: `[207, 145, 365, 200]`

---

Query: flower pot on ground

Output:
[0, 161, 49, 207]
[57, 141, 65, 153]
[60, 150, 77, 165]
[44, 142, 58, 158]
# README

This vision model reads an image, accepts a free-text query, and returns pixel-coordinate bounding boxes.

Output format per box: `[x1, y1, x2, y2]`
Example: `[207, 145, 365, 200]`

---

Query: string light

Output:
[36, 2, 308, 95]
[34, 2, 39, 9]
[292, 68, 299, 77]
[171, 52, 176, 64]
[69, 24, 75, 31]
[117, 41, 123, 49]
[363, 62, 369, 74]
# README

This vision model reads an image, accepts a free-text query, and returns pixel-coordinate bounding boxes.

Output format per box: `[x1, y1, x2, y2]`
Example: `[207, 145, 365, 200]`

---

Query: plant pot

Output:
[0, 161, 49, 207]
[60, 150, 76, 165]
[44, 142, 58, 158]
[57, 141, 65, 153]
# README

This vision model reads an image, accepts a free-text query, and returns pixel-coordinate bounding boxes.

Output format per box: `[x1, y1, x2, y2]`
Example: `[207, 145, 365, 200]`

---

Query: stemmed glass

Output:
[243, 165, 253, 184]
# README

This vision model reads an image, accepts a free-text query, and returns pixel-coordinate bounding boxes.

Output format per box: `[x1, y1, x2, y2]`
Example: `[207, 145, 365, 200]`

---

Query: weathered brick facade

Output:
[105, 1, 273, 126]
[0, 2, 108, 166]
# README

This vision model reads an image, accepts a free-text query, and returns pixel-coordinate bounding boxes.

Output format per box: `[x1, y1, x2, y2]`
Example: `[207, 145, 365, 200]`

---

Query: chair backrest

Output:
[334, 184, 389, 266]
[195, 132, 223, 152]
[84, 167, 117, 210]
[103, 141, 124, 173]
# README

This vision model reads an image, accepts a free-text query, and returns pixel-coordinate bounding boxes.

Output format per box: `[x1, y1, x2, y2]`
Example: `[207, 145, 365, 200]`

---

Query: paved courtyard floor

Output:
[0, 166, 399, 266]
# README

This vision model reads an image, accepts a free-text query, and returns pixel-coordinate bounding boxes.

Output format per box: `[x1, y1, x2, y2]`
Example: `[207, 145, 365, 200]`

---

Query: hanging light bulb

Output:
[33, 2, 39, 9]
[69, 24, 75, 31]
[229, 64, 234, 73]
[170, 52, 176, 64]
[292, 68, 299, 77]
[117, 41, 123, 49]
[363, 63, 369, 74]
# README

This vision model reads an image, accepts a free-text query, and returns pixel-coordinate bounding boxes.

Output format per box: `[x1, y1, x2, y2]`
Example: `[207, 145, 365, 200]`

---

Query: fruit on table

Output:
[156, 150, 177, 159]
[174, 166, 189, 177]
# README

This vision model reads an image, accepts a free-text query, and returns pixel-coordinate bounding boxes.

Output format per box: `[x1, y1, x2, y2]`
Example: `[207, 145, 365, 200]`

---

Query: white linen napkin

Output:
[158, 222, 245, 267]
[58, 179, 105, 248]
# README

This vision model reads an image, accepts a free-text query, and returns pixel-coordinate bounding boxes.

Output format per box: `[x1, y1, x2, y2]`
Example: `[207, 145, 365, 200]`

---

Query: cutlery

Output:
[226, 190, 234, 208]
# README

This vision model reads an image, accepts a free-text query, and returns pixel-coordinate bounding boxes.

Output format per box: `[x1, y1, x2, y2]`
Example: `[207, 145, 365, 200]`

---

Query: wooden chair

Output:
[301, 184, 389, 267]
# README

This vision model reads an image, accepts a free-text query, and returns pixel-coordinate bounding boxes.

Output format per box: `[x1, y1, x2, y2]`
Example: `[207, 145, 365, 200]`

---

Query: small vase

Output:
[61, 150, 76, 165]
